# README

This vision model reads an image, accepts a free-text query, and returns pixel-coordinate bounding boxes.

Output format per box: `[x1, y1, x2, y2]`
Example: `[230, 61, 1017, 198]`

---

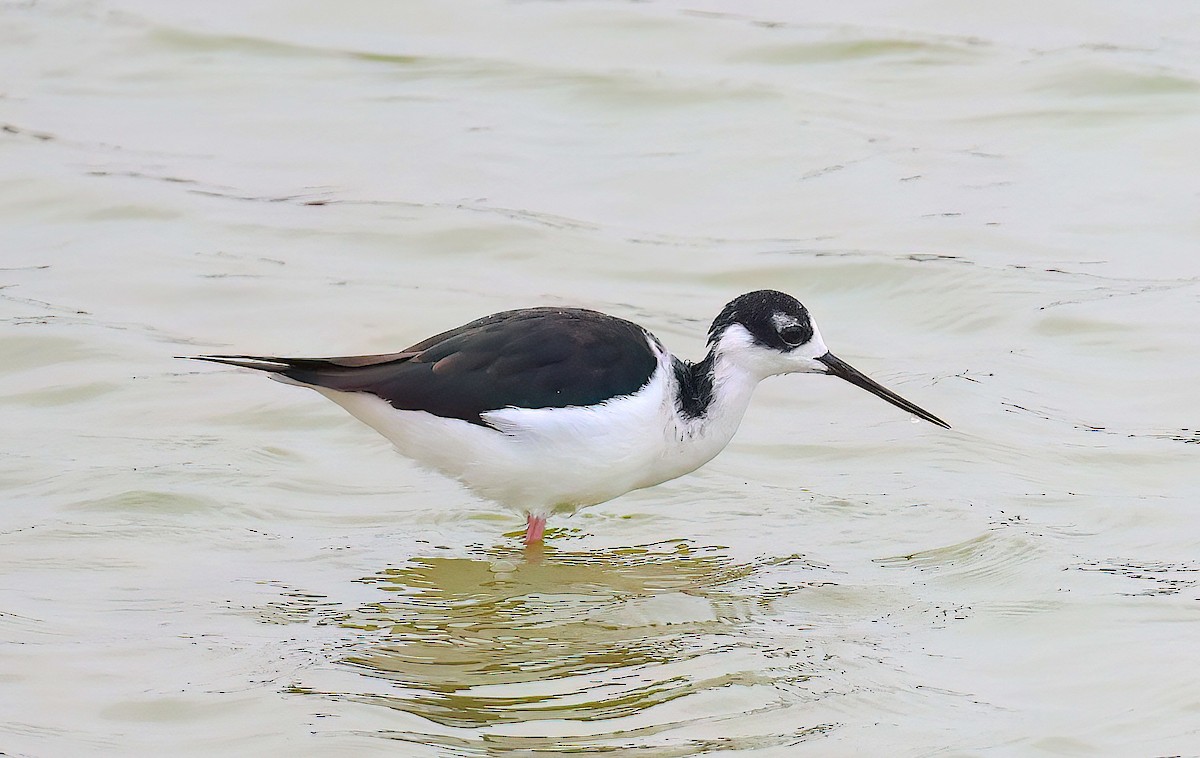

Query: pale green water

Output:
[2, 1, 1198, 756]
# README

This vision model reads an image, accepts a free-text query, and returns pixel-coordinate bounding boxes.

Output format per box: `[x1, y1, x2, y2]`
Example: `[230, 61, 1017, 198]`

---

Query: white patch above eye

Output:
[770, 311, 797, 331]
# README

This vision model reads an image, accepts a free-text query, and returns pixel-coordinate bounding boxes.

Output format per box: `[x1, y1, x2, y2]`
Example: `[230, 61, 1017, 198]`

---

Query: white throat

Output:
[659, 327, 773, 477]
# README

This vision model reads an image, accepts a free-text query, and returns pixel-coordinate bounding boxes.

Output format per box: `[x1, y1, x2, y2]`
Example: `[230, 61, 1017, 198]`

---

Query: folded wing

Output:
[189, 307, 659, 428]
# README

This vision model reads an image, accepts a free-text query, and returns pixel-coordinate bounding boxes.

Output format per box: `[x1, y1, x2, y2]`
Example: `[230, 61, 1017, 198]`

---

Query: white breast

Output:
[310, 340, 758, 517]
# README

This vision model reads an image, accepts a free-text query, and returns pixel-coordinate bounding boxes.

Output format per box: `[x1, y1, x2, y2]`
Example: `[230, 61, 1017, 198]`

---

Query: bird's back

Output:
[197, 307, 660, 428]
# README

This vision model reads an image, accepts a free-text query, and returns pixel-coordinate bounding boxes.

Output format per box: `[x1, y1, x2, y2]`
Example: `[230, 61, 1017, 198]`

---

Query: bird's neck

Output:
[671, 350, 761, 430]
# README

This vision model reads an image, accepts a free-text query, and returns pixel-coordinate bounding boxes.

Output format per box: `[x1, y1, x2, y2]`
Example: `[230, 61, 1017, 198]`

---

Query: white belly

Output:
[310, 362, 743, 516]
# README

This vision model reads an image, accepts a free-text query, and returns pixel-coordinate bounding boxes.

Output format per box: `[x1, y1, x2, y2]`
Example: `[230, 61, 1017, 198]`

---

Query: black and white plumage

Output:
[189, 290, 949, 543]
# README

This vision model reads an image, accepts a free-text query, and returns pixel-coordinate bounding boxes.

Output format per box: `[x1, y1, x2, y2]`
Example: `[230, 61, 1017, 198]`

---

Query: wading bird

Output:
[189, 290, 949, 543]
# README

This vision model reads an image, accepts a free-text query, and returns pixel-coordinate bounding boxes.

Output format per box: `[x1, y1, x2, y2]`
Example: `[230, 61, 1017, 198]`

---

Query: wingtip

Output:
[183, 354, 291, 372]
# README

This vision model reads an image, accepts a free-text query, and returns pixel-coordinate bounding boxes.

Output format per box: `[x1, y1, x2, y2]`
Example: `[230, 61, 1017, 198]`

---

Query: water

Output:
[3, 1, 1198, 755]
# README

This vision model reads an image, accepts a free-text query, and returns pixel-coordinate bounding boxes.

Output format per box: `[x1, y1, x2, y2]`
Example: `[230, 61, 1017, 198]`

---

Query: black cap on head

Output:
[708, 290, 814, 350]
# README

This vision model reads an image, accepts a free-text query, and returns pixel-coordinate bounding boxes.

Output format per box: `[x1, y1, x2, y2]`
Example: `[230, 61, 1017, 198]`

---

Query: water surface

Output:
[2, 1, 1198, 755]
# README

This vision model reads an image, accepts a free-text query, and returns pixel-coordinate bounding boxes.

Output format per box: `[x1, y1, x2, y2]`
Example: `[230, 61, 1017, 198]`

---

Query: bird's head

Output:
[708, 290, 950, 428]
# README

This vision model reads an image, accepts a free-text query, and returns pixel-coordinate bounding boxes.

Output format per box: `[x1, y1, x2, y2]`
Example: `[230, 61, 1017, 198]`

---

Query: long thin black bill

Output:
[815, 352, 950, 429]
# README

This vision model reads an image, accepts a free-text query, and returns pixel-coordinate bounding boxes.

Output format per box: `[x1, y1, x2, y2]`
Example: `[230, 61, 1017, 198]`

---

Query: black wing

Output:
[190, 307, 659, 427]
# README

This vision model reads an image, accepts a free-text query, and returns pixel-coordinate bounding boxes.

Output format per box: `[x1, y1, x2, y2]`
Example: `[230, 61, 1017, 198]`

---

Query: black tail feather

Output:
[181, 353, 419, 393]
[183, 354, 348, 373]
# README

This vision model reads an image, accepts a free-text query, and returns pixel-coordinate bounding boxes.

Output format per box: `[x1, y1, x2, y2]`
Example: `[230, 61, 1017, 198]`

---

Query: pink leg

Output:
[524, 513, 547, 544]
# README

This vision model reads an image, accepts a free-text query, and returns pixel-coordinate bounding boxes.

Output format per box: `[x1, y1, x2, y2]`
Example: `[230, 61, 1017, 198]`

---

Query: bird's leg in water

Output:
[524, 513, 547, 544]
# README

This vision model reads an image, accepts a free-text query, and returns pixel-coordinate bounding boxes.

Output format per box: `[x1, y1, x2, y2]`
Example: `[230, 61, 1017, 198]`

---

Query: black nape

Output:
[672, 353, 715, 419]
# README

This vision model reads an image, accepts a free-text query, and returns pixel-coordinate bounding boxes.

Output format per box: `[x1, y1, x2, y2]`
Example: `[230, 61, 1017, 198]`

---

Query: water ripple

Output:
[286, 541, 838, 753]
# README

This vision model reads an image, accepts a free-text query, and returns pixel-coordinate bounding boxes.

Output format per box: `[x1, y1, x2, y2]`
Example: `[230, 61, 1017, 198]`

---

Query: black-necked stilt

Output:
[189, 290, 948, 544]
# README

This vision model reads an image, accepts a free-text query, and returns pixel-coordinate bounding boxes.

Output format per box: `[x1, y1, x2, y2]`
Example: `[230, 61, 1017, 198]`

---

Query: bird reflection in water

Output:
[287, 539, 836, 753]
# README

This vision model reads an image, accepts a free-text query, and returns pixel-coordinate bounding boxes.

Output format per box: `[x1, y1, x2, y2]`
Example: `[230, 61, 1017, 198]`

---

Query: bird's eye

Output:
[779, 325, 806, 345]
